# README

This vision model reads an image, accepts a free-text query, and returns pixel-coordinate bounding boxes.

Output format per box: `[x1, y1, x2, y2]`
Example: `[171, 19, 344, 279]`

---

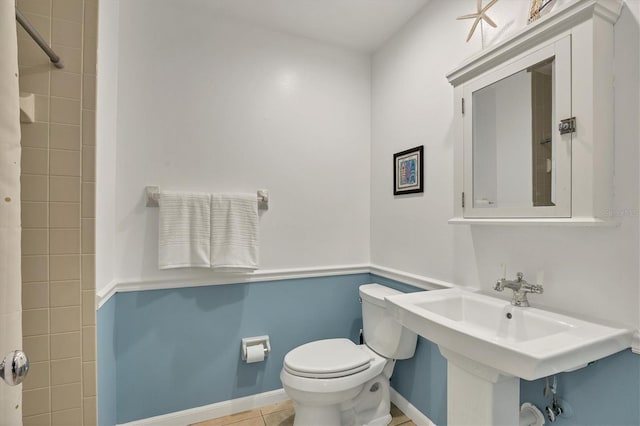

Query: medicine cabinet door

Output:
[462, 36, 572, 218]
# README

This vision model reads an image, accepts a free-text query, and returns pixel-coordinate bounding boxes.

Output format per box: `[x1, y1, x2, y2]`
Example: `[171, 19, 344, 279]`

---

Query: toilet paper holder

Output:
[241, 335, 271, 361]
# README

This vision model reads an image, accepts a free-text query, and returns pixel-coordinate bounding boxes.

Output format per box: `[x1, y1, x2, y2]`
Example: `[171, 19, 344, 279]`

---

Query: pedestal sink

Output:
[385, 288, 633, 425]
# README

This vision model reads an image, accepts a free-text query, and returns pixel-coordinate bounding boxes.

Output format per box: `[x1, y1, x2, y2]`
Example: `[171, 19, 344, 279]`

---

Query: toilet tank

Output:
[359, 284, 417, 359]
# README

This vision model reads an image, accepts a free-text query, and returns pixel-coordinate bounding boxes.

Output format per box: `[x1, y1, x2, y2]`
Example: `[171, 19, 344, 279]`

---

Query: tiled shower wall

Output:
[17, 0, 97, 424]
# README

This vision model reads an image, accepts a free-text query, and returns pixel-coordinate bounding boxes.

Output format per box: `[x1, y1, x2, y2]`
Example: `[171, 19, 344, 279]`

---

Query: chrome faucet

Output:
[494, 272, 543, 307]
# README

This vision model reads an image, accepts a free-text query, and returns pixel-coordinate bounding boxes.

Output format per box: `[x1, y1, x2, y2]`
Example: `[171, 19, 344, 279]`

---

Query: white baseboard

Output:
[391, 388, 437, 426]
[117, 388, 288, 426]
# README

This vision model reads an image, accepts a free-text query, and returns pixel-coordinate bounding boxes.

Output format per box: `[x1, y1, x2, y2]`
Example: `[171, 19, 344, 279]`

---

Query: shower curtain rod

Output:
[15, 7, 64, 69]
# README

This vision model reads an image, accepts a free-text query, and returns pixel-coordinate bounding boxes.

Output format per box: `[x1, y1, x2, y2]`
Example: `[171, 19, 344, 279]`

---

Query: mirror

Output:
[472, 58, 555, 210]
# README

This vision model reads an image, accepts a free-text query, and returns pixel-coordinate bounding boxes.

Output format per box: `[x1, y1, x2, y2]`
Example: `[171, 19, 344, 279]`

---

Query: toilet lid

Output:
[284, 338, 372, 379]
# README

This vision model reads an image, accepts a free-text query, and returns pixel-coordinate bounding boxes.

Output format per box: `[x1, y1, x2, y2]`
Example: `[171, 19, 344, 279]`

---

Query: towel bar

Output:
[145, 186, 269, 210]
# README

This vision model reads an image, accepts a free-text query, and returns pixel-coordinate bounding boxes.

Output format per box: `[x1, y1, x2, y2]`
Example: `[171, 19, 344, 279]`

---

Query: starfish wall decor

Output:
[457, 0, 499, 43]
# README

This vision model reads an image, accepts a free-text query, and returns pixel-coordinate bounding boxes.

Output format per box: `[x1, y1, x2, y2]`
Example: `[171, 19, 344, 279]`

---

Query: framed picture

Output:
[394, 145, 424, 195]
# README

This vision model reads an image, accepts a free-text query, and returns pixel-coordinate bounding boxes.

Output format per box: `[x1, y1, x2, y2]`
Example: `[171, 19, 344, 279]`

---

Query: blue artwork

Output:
[399, 157, 417, 187]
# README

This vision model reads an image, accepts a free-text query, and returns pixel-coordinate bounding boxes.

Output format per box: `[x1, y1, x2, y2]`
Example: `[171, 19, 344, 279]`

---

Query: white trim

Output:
[369, 265, 454, 291]
[446, 0, 622, 86]
[96, 264, 370, 308]
[632, 331, 640, 355]
[447, 217, 619, 226]
[117, 388, 288, 426]
[391, 388, 437, 426]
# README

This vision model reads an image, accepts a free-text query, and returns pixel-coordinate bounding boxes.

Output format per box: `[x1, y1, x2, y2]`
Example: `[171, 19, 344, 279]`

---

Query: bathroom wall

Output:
[371, 0, 640, 424]
[96, 0, 371, 293]
[371, 0, 639, 338]
[17, 0, 98, 423]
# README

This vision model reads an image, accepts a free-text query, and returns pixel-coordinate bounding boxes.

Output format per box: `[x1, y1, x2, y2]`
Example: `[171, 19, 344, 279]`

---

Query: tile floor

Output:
[191, 400, 416, 426]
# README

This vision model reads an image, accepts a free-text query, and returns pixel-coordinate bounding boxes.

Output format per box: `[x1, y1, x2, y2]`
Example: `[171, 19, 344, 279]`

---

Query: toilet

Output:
[280, 284, 418, 426]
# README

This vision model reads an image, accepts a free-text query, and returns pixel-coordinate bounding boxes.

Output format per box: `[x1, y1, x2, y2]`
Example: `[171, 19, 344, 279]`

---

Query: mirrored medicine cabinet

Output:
[447, 0, 622, 225]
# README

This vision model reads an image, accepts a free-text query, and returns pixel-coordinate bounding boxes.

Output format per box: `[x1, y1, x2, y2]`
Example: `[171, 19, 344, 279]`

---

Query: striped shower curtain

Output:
[0, 0, 23, 423]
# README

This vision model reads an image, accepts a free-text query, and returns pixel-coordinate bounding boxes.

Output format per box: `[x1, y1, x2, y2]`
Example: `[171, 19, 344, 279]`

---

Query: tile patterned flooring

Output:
[191, 400, 416, 426]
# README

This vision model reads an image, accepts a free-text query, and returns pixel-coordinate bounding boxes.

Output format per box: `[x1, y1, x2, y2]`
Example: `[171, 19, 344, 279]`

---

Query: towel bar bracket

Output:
[145, 186, 269, 210]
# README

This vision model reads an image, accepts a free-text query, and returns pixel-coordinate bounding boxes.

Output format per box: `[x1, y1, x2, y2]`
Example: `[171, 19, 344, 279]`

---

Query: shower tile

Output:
[22, 361, 50, 391]
[18, 0, 52, 16]
[50, 228, 81, 254]
[50, 280, 81, 307]
[50, 97, 80, 125]
[82, 146, 95, 182]
[22, 281, 49, 309]
[19, 68, 51, 96]
[51, 408, 82, 426]
[82, 37, 97, 76]
[23, 413, 52, 426]
[51, 45, 82, 74]
[82, 109, 95, 146]
[51, 18, 82, 48]
[23, 388, 51, 417]
[51, 383, 81, 411]
[22, 202, 48, 228]
[50, 149, 81, 177]
[50, 254, 81, 281]
[82, 218, 95, 254]
[35, 95, 50, 123]
[83, 1, 97, 40]
[51, 357, 81, 385]
[22, 255, 49, 283]
[22, 229, 49, 256]
[17, 13, 51, 43]
[50, 176, 80, 202]
[82, 291, 95, 325]
[82, 362, 96, 397]
[22, 175, 48, 202]
[81, 182, 95, 218]
[22, 148, 49, 175]
[83, 397, 96, 425]
[50, 306, 81, 333]
[81, 255, 95, 289]
[82, 326, 95, 361]
[50, 124, 81, 150]
[51, 332, 81, 359]
[18, 42, 52, 68]
[82, 74, 96, 110]
[23, 335, 50, 363]
[21, 122, 49, 149]
[52, 0, 84, 23]
[23, 308, 49, 336]
[50, 203, 80, 228]
[51, 71, 81, 99]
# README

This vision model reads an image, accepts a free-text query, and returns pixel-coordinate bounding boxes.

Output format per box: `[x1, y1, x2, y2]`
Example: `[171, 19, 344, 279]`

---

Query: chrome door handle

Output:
[0, 350, 29, 386]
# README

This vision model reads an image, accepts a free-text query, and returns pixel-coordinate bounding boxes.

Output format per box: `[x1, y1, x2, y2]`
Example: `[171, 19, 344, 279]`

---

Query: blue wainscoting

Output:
[101, 274, 373, 424]
[97, 273, 639, 425]
[97, 295, 117, 426]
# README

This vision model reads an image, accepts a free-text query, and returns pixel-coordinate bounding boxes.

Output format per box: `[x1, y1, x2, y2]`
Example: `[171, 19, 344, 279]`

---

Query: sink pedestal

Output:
[442, 348, 520, 426]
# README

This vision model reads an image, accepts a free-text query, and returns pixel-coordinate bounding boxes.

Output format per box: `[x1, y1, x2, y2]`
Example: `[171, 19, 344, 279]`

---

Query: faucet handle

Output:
[516, 272, 524, 281]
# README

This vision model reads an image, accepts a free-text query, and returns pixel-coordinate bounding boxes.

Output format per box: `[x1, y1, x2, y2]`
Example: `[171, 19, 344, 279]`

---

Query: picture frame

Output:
[393, 145, 424, 195]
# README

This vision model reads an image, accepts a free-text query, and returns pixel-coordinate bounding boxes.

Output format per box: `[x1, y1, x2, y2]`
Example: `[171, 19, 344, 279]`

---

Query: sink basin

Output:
[386, 288, 632, 380]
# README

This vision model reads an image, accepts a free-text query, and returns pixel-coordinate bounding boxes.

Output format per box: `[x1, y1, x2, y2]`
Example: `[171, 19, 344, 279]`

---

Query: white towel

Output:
[158, 191, 211, 269]
[210, 193, 259, 271]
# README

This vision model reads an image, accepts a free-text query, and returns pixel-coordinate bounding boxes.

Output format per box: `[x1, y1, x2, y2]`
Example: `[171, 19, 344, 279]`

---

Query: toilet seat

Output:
[284, 338, 372, 379]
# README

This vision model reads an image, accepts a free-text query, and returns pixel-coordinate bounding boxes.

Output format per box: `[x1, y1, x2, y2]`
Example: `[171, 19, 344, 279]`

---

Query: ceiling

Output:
[202, 0, 430, 52]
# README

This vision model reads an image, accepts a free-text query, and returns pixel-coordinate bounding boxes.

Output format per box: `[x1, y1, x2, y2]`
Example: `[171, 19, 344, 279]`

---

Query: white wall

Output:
[371, 0, 640, 331]
[101, 0, 371, 288]
[96, 0, 120, 290]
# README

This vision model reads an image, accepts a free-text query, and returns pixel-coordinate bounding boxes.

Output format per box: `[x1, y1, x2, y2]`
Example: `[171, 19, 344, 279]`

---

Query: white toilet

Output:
[280, 284, 418, 426]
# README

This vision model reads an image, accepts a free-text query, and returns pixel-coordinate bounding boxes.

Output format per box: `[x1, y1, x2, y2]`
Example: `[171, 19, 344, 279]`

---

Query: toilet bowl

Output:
[280, 284, 418, 426]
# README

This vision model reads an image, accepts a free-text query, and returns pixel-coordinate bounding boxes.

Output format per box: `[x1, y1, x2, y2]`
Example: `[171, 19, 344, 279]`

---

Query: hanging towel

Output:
[210, 193, 259, 271]
[158, 191, 211, 269]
